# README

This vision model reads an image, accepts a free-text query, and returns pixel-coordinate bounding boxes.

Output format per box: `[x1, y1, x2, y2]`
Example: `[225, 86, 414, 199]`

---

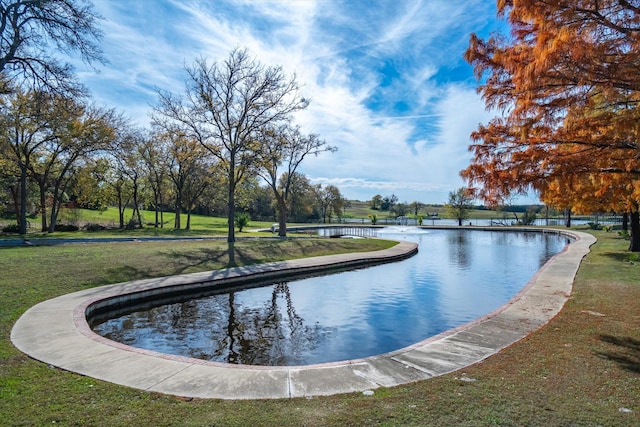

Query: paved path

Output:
[11, 231, 595, 400]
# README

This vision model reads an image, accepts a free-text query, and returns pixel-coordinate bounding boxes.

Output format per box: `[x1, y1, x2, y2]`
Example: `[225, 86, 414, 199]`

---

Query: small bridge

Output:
[319, 226, 380, 238]
[266, 225, 384, 238]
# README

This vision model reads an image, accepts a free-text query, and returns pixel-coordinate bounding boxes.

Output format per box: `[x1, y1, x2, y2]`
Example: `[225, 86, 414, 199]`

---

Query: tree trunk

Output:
[629, 211, 640, 252]
[19, 167, 28, 235]
[48, 203, 61, 233]
[227, 169, 236, 243]
[117, 190, 125, 229]
[277, 196, 287, 237]
[132, 181, 142, 228]
[623, 212, 629, 231]
[47, 169, 71, 233]
[154, 193, 159, 228]
[174, 203, 181, 229]
[9, 184, 19, 226]
[38, 182, 48, 232]
[545, 205, 549, 226]
[174, 188, 182, 229]
[565, 208, 572, 228]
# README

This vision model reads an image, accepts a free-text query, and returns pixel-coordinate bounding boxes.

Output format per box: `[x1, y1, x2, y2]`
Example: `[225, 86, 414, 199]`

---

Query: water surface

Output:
[92, 229, 569, 366]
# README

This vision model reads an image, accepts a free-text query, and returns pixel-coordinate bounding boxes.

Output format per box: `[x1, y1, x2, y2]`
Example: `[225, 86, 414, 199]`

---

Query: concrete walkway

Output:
[11, 231, 595, 400]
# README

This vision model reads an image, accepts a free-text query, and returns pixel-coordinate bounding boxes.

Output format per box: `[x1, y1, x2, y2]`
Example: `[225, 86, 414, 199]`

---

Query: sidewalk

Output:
[11, 232, 595, 399]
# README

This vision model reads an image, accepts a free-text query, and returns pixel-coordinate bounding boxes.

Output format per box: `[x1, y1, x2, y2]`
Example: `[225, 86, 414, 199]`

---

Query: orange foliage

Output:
[462, 0, 640, 213]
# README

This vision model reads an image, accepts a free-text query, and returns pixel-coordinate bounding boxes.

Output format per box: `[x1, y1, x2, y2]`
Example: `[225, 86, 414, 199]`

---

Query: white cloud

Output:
[73, 0, 507, 204]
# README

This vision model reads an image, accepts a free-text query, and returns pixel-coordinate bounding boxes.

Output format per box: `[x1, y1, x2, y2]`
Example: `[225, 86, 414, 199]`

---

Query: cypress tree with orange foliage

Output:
[462, 0, 640, 250]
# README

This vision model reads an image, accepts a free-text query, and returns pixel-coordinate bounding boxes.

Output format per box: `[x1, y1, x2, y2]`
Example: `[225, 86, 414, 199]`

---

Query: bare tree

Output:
[153, 48, 308, 242]
[0, 0, 104, 94]
[256, 124, 335, 237]
[112, 128, 148, 229]
[446, 187, 474, 226]
[141, 131, 171, 228]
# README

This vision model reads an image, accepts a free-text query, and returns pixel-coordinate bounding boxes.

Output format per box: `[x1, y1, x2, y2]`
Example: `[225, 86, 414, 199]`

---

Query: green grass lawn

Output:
[0, 228, 639, 426]
[1, 205, 565, 239]
[1, 207, 276, 239]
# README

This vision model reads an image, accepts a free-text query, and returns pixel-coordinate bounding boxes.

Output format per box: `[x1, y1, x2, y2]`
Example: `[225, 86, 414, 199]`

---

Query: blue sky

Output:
[74, 0, 515, 205]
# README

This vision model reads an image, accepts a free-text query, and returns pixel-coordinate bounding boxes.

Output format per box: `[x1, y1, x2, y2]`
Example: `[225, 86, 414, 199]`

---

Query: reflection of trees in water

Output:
[447, 231, 471, 269]
[96, 282, 330, 366]
[93, 231, 571, 365]
[537, 234, 569, 268]
[215, 282, 329, 365]
[490, 232, 566, 269]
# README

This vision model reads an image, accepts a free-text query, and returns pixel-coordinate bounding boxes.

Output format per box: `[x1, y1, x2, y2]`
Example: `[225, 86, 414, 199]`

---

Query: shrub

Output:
[54, 223, 79, 232]
[83, 223, 106, 232]
[619, 230, 630, 240]
[2, 223, 21, 233]
[125, 219, 138, 230]
[587, 222, 602, 230]
[234, 212, 250, 232]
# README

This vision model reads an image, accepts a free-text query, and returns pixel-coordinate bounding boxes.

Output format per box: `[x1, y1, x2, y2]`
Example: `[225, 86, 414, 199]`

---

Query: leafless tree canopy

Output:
[153, 48, 309, 242]
[0, 0, 104, 94]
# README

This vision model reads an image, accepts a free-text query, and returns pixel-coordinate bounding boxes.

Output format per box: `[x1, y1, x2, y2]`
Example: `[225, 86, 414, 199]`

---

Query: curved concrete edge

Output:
[10, 231, 595, 400]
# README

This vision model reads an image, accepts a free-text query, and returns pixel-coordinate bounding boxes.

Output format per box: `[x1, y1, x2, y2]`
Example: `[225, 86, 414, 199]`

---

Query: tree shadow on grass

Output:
[601, 251, 640, 263]
[161, 245, 257, 273]
[106, 247, 243, 280]
[601, 252, 626, 263]
[104, 239, 350, 284]
[103, 264, 158, 283]
[225, 242, 266, 268]
[164, 248, 228, 274]
[596, 335, 640, 373]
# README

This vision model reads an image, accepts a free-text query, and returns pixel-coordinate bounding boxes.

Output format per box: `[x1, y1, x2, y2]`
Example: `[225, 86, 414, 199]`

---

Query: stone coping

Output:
[11, 230, 595, 400]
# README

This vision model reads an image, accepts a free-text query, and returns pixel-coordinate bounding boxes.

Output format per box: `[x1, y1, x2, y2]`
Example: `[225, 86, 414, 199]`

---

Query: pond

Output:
[90, 228, 571, 366]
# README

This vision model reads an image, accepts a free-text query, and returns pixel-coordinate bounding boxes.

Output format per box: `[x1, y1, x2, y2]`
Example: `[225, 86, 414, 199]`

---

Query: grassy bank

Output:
[0, 207, 276, 239]
[1, 230, 639, 426]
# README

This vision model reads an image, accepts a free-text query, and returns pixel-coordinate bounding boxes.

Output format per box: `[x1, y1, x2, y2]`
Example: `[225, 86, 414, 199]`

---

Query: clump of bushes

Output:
[2, 223, 21, 233]
[54, 223, 79, 232]
[125, 219, 140, 230]
[83, 223, 106, 232]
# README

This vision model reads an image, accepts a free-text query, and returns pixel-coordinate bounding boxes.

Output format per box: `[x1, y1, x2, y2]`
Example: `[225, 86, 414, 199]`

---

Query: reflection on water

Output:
[447, 231, 471, 269]
[92, 229, 570, 366]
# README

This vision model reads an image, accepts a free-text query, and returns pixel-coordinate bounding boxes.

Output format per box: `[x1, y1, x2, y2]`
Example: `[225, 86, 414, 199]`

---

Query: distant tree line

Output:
[368, 194, 426, 217]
